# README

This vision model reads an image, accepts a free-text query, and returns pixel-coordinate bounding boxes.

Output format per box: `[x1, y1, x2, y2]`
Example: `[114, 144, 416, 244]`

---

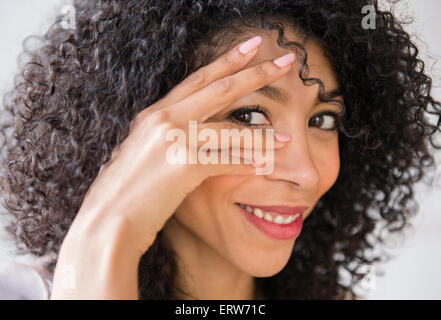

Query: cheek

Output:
[314, 137, 340, 192]
[171, 176, 250, 262]
[173, 176, 245, 226]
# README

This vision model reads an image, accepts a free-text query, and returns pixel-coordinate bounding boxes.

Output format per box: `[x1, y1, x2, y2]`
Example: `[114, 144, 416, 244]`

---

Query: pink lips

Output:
[236, 203, 307, 240]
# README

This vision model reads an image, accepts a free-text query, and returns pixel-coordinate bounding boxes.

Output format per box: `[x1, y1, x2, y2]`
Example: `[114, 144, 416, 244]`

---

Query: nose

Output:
[265, 128, 319, 189]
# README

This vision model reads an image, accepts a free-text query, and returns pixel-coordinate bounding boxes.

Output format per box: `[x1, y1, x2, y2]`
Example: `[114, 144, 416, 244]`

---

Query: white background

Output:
[0, 0, 440, 299]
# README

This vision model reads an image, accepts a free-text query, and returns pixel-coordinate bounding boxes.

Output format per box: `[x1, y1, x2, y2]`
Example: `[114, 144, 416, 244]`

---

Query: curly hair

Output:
[1, 0, 440, 299]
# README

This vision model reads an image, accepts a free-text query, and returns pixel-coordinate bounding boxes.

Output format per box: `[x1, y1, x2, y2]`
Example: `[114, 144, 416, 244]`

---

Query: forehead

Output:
[241, 26, 341, 94]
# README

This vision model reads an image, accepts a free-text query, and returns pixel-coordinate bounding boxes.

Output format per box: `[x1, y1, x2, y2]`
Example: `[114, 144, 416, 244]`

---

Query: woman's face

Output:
[163, 27, 343, 278]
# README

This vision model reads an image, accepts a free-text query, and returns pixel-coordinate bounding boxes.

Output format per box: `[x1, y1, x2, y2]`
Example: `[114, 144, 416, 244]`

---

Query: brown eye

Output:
[234, 111, 267, 124]
[235, 111, 251, 123]
[309, 112, 339, 131]
[228, 106, 271, 127]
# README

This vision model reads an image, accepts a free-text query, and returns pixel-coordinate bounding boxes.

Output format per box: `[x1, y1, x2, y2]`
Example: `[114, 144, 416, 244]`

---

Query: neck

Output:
[162, 216, 257, 300]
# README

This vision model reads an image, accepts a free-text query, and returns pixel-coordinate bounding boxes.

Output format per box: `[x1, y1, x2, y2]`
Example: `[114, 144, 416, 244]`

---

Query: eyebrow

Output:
[255, 85, 344, 110]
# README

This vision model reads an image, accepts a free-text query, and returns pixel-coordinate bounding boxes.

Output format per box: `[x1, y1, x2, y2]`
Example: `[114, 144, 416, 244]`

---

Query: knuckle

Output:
[153, 113, 178, 134]
[224, 50, 242, 69]
[254, 62, 272, 76]
[130, 108, 171, 133]
[185, 69, 205, 86]
[157, 120, 176, 134]
[149, 109, 171, 124]
[211, 77, 231, 94]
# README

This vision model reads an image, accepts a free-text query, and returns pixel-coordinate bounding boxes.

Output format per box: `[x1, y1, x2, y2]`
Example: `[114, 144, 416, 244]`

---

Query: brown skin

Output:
[163, 27, 342, 299]
[50, 29, 293, 299]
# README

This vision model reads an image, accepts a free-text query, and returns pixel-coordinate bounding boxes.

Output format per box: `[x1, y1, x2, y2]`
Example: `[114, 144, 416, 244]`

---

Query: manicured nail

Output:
[273, 53, 296, 68]
[238, 36, 262, 54]
[274, 132, 291, 142]
[252, 159, 265, 168]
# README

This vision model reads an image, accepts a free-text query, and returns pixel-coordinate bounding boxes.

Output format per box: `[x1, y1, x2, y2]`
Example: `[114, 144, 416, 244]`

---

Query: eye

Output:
[227, 105, 271, 127]
[309, 111, 340, 131]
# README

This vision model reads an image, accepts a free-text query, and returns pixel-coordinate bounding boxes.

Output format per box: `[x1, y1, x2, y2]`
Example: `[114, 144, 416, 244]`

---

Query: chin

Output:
[233, 245, 294, 278]
[246, 260, 291, 278]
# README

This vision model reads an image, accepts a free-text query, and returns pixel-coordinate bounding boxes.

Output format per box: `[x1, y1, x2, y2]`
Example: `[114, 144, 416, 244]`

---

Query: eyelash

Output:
[227, 105, 269, 127]
[226, 105, 343, 131]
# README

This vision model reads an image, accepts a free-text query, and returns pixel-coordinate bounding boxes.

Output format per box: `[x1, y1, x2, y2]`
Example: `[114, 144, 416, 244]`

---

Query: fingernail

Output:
[238, 36, 262, 54]
[273, 53, 296, 68]
[274, 132, 291, 142]
[252, 159, 265, 168]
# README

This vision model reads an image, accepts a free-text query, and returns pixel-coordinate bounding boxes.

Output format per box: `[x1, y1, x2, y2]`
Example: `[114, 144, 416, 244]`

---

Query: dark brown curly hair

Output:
[1, 0, 440, 299]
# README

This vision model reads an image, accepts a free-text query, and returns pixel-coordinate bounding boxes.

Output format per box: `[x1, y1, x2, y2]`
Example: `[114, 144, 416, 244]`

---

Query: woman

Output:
[0, 0, 440, 299]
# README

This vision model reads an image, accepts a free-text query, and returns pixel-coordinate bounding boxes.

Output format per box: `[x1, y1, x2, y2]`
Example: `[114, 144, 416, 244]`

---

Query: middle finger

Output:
[171, 52, 296, 123]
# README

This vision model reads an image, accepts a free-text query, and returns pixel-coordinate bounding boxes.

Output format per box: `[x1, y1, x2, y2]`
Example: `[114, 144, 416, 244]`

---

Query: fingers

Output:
[170, 52, 296, 123]
[164, 120, 289, 179]
[196, 122, 287, 149]
[164, 121, 289, 165]
[147, 35, 263, 114]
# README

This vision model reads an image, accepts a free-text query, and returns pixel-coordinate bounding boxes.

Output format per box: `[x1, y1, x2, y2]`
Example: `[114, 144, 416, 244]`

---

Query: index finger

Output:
[171, 52, 296, 123]
[147, 35, 263, 114]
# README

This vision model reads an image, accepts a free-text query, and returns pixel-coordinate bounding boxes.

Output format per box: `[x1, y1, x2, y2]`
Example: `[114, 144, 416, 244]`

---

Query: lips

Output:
[236, 203, 308, 216]
[235, 202, 305, 240]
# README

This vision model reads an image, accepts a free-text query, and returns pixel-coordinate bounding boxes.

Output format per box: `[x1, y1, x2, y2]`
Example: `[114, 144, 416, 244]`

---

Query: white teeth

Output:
[273, 215, 284, 224]
[264, 213, 273, 222]
[239, 203, 301, 225]
[254, 208, 264, 219]
[283, 215, 293, 224]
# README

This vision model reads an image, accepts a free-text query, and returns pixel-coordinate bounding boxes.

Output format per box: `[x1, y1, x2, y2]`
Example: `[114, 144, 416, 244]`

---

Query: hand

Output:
[69, 36, 295, 256]
[51, 36, 295, 298]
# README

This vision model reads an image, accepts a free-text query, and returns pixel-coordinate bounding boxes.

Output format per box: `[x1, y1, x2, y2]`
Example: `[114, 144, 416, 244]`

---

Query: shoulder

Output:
[0, 259, 52, 300]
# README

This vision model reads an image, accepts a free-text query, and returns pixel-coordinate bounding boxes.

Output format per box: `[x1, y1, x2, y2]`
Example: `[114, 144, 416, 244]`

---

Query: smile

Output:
[235, 202, 306, 240]
[236, 203, 301, 224]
